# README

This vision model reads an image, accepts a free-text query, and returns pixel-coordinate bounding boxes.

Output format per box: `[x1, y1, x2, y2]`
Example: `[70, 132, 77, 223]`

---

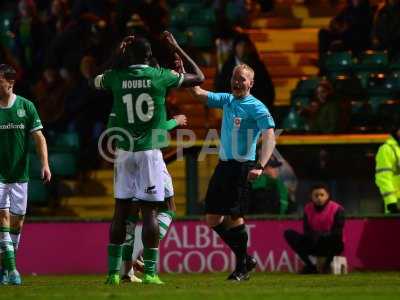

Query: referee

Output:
[190, 64, 276, 281]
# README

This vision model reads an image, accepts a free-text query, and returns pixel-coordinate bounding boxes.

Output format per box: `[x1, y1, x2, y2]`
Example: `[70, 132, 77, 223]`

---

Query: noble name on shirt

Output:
[122, 79, 152, 89]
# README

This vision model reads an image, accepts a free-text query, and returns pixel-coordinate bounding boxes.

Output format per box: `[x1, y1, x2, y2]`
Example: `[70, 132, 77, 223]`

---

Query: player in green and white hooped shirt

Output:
[94, 34, 204, 285]
[0, 64, 51, 285]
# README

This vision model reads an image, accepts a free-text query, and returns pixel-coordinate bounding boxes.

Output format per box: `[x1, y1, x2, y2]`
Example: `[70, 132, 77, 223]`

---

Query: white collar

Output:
[129, 64, 149, 68]
[0, 93, 16, 109]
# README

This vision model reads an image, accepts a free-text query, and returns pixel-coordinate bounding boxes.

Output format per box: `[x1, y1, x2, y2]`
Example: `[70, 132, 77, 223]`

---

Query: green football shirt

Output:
[0, 94, 43, 183]
[107, 110, 178, 131]
[99, 65, 183, 152]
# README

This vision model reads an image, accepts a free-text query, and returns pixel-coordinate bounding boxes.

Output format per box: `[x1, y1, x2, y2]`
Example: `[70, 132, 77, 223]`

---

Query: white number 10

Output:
[122, 93, 154, 124]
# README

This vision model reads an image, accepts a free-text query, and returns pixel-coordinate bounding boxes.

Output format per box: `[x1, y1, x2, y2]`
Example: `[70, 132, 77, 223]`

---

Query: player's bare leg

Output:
[0, 209, 20, 285]
[125, 196, 176, 280]
[121, 206, 141, 283]
[10, 214, 24, 254]
[105, 199, 133, 285]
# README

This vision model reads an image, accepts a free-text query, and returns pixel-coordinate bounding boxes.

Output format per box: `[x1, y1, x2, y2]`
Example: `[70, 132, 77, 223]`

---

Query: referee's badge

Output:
[17, 109, 26, 118]
[234, 117, 242, 128]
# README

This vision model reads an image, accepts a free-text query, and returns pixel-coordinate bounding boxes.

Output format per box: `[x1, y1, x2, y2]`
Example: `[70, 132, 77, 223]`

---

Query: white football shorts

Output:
[114, 149, 174, 202]
[0, 182, 28, 215]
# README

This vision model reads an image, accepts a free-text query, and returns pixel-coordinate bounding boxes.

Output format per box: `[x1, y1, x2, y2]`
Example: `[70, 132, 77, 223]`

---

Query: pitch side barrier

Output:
[169, 134, 389, 147]
[167, 133, 388, 214]
[19, 215, 400, 275]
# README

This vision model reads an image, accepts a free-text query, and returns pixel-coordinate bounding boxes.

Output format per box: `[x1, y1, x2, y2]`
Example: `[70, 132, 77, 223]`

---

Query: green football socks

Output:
[0, 227, 16, 272]
[143, 248, 158, 276]
[108, 244, 122, 275]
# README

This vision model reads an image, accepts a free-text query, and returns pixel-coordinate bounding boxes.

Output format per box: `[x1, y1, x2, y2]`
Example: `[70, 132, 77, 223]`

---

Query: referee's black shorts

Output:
[204, 160, 255, 217]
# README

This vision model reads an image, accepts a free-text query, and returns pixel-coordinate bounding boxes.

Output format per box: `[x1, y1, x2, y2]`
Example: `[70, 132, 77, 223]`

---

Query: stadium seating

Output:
[284, 45, 400, 132]
[282, 108, 307, 132]
[356, 71, 370, 88]
[291, 95, 310, 109]
[390, 56, 400, 71]
[186, 26, 213, 48]
[53, 132, 80, 150]
[28, 179, 50, 205]
[367, 73, 393, 99]
[170, 4, 191, 27]
[29, 152, 43, 179]
[369, 96, 392, 114]
[50, 0, 400, 218]
[28, 131, 80, 206]
[49, 152, 77, 177]
[291, 76, 320, 97]
[187, 7, 215, 26]
[169, 27, 188, 46]
[322, 51, 353, 75]
[385, 71, 400, 96]
[0, 11, 15, 49]
[226, 2, 241, 24]
[333, 75, 364, 100]
[169, 2, 215, 49]
[354, 50, 388, 73]
[378, 99, 400, 129]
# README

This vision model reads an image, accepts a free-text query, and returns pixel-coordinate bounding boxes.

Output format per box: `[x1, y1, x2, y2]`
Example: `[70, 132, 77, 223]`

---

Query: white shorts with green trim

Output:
[114, 149, 174, 202]
[0, 182, 28, 215]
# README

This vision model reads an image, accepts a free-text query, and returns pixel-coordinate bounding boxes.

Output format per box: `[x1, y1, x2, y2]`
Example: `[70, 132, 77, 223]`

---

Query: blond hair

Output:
[233, 64, 254, 80]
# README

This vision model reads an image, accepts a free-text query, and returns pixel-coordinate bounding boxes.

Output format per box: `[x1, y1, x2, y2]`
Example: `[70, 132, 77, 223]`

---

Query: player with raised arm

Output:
[94, 33, 204, 285]
[117, 54, 189, 283]
[0, 64, 51, 285]
[189, 63, 276, 281]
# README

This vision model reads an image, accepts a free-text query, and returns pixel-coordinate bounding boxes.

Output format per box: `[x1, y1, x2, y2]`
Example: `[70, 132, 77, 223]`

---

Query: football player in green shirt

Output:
[94, 33, 204, 285]
[0, 64, 51, 285]
[108, 111, 187, 283]
[107, 56, 187, 283]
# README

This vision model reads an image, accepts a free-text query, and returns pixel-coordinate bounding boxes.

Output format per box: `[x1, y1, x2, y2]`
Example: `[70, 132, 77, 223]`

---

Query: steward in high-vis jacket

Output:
[375, 133, 400, 214]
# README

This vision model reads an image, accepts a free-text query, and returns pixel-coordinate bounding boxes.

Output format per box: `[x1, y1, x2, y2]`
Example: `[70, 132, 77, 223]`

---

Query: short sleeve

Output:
[207, 92, 231, 108]
[251, 101, 275, 130]
[27, 102, 43, 132]
[159, 68, 184, 89]
[95, 69, 114, 90]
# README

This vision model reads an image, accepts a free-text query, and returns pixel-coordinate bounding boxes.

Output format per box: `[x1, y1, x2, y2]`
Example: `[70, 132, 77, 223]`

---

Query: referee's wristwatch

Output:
[254, 162, 265, 170]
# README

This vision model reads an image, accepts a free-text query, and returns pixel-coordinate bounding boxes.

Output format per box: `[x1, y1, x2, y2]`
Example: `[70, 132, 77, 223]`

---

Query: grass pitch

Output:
[1, 272, 400, 300]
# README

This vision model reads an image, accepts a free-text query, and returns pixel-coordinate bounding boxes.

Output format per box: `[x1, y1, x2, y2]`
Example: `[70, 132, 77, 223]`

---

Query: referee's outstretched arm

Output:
[188, 86, 208, 104]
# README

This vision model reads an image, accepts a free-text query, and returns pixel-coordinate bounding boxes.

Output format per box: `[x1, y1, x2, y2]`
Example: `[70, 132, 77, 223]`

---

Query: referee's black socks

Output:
[212, 224, 248, 272]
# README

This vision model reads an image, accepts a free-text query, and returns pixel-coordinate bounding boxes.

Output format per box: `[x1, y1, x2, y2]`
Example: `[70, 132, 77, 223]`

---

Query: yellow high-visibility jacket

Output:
[375, 136, 400, 213]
